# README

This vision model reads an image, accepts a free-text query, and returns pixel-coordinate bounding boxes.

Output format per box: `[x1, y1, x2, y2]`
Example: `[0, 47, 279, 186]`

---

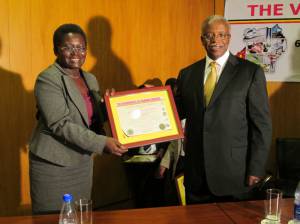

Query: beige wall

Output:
[0, 0, 299, 216]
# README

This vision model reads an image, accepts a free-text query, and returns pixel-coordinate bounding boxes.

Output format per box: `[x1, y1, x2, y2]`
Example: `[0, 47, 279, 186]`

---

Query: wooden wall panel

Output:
[267, 82, 300, 171]
[0, 0, 215, 216]
[0, 0, 35, 216]
[2, 0, 298, 216]
[0, 0, 300, 215]
[215, 0, 225, 15]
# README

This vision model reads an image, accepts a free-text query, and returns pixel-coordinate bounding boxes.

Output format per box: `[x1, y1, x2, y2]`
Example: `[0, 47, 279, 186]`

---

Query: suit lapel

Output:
[192, 60, 206, 111]
[58, 67, 89, 126]
[82, 72, 98, 91]
[208, 54, 239, 107]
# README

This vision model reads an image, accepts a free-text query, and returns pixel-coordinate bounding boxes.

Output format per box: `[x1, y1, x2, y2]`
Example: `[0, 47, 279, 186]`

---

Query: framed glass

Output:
[105, 86, 184, 148]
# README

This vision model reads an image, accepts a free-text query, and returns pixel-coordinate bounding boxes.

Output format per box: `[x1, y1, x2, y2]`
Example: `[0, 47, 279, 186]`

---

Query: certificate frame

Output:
[105, 86, 184, 148]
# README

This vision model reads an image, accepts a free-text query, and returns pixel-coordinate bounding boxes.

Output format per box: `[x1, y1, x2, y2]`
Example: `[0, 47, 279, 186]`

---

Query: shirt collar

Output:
[205, 50, 230, 69]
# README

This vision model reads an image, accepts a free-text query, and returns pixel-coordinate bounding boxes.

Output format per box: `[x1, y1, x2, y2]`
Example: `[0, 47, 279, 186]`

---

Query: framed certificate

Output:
[105, 86, 184, 148]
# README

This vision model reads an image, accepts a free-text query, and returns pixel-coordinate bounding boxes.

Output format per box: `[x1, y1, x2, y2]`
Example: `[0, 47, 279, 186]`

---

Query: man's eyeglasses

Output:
[60, 46, 87, 53]
[202, 33, 230, 41]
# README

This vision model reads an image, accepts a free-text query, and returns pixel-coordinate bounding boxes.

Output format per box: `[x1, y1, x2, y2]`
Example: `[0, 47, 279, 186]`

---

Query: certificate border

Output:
[105, 86, 184, 148]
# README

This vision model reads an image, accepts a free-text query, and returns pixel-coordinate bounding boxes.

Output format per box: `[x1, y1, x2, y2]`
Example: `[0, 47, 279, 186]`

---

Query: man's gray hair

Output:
[201, 15, 230, 35]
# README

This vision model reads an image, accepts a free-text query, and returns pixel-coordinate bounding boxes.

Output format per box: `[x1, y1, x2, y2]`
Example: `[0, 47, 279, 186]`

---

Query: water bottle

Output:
[59, 194, 78, 224]
[294, 181, 300, 223]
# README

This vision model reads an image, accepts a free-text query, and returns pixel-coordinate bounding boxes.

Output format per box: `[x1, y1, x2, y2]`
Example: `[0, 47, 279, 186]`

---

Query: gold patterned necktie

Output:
[204, 61, 217, 106]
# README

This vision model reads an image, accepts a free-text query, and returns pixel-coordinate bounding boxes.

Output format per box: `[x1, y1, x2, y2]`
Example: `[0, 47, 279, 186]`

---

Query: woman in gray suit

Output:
[29, 24, 127, 214]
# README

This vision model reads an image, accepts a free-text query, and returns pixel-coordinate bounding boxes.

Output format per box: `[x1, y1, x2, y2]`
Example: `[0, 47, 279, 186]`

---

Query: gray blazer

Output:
[29, 63, 107, 166]
[176, 54, 272, 196]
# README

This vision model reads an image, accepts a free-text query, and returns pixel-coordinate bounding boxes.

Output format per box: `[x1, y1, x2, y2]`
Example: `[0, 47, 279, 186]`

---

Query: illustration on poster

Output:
[236, 24, 287, 73]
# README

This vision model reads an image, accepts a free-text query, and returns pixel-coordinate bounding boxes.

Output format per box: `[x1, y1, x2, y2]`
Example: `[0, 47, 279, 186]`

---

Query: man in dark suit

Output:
[176, 15, 272, 204]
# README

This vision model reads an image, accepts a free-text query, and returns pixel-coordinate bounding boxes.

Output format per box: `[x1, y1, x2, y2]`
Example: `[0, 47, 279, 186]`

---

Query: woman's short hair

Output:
[53, 23, 87, 54]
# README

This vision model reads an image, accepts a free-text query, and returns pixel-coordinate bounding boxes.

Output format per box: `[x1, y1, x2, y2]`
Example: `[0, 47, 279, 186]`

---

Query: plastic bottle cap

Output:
[63, 194, 73, 203]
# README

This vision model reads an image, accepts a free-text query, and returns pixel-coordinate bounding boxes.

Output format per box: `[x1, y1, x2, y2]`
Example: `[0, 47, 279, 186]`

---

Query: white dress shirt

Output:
[204, 50, 230, 84]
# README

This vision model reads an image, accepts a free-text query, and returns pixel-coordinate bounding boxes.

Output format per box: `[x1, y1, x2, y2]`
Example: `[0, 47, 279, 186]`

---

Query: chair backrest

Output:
[175, 174, 186, 206]
[276, 138, 300, 181]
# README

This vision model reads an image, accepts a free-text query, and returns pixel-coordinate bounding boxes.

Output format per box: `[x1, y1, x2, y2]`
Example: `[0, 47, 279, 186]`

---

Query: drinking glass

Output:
[75, 199, 93, 224]
[264, 189, 282, 223]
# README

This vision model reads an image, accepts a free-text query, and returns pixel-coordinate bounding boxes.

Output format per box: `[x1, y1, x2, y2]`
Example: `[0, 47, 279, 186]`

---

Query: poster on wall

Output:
[224, 0, 300, 82]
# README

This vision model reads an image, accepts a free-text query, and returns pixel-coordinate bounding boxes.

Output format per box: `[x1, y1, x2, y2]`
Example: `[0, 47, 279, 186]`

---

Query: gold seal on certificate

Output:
[105, 86, 184, 148]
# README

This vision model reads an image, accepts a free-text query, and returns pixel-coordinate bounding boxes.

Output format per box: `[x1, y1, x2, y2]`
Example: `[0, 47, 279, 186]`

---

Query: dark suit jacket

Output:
[176, 54, 272, 196]
[29, 63, 107, 166]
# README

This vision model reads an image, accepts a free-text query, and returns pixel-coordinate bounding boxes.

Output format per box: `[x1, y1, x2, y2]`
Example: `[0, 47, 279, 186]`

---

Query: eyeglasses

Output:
[60, 46, 87, 53]
[202, 33, 230, 41]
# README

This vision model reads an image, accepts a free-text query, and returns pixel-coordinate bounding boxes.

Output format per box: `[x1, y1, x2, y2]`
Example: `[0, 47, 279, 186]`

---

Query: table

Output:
[0, 199, 294, 224]
[218, 198, 294, 224]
